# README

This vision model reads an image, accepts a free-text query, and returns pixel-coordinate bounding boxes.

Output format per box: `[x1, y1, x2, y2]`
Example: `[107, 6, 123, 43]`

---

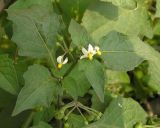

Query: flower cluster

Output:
[56, 44, 101, 69]
[80, 44, 101, 60]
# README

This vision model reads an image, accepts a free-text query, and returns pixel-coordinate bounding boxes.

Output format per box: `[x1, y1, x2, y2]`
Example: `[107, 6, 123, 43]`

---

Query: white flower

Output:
[95, 46, 102, 56]
[80, 44, 96, 60]
[57, 55, 68, 69]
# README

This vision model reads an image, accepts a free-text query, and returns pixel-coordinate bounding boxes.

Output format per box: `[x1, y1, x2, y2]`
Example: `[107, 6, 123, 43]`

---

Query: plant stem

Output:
[57, 82, 63, 128]
[77, 107, 87, 121]
[21, 111, 35, 128]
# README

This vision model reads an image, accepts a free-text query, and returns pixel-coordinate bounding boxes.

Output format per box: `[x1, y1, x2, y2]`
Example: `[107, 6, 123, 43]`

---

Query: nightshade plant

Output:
[1, 0, 160, 128]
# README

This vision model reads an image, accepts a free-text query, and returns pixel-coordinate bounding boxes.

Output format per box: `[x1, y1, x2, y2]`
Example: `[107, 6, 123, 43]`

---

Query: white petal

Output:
[62, 57, 68, 64]
[57, 55, 63, 63]
[93, 50, 97, 55]
[88, 44, 94, 52]
[80, 55, 87, 59]
[95, 46, 100, 51]
[82, 48, 88, 55]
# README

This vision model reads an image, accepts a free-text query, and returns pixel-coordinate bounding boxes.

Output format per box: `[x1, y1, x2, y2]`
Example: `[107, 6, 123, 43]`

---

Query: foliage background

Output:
[1, 0, 160, 128]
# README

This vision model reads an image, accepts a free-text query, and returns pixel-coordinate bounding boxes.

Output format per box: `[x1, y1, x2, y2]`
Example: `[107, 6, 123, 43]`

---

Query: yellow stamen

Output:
[97, 50, 102, 56]
[88, 53, 93, 60]
[57, 63, 63, 69]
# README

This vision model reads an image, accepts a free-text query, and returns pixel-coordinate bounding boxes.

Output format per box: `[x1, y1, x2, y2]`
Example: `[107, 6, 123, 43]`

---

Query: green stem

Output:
[144, 125, 159, 128]
[78, 105, 98, 116]
[78, 102, 99, 114]
[76, 107, 87, 121]
[22, 111, 35, 128]
[65, 106, 76, 119]
[62, 40, 74, 60]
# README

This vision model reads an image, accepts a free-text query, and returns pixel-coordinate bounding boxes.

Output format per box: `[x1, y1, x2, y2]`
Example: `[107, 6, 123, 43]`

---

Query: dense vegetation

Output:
[1, 0, 160, 128]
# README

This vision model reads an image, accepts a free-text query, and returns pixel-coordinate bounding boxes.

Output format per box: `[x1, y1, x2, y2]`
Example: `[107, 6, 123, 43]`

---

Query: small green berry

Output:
[134, 123, 143, 128]
[69, 48, 73, 52]
[35, 106, 43, 112]
[96, 115, 101, 120]
[64, 123, 70, 128]
[84, 120, 89, 125]
[98, 112, 103, 117]
[56, 42, 61, 46]
[57, 35, 64, 42]
[55, 110, 65, 120]
[64, 116, 68, 121]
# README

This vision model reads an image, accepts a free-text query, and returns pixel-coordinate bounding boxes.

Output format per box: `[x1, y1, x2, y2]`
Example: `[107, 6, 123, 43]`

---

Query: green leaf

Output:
[33, 105, 55, 125]
[106, 70, 132, 95]
[8, 0, 53, 11]
[100, 31, 144, 71]
[146, 60, 160, 92]
[100, 0, 137, 9]
[106, 70, 130, 85]
[99, 30, 160, 92]
[79, 60, 105, 102]
[14, 59, 31, 87]
[31, 121, 52, 128]
[0, 89, 15, 109]
[63, 60, 105, 102]
[156, 0, 160, 17]
[69, 19, 92, 47]
[63, 62, 91, 99]
[84, 97, 147, 128]
[63, 77, 79, 99]
[0, 55, 19, 95]
[7, 5, 62, 67]
[91, 91, 112, 112]
[0, 101, 29, 128]
[153, 21, 160, 35]
[59, 0, 95, 24]
[82, 1, 153, 42]
[12, 64, 59, 116]
[67, 114, 85, 128]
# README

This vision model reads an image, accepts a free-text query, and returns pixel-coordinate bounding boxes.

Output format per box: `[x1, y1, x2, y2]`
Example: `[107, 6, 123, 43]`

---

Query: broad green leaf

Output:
[59, 0, 95, 23]
[82, 1, 153, 42]
[7, 6, 62, 67]
[100, 31, 160, 82]
[0, 55, 19, 95]
[106, 70, 130, 85]
[15, 58, 31, 87]
[106, 70, 132, 95]
[84, 97, 147, 128]
[8, 0, 53, 11]
[63, 77, 79, 99]
[156, 0, 160, 17]
[51, 63, 73, 78]
[146, 60, 160, 92]
[69, 19, 92, 47]
[101, 30, 160, 75]
[31, 121, 52, 128]
[100, 0, 137, 9]
[100, 31, 144, 71]
[63, 60, 105, 102]
[0, 89, 15, 109]
[153, 21, 160, 35]
[12, 64, 59, 116]
[126, 37, 160, 92]
[79, 60, 105, 102]
[33, 106, 55, 125]
[0, 101, 29, 128]
[91, 91, 112, 112]
[63, 62, 91, 99]
[67, 114, 85, 128]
